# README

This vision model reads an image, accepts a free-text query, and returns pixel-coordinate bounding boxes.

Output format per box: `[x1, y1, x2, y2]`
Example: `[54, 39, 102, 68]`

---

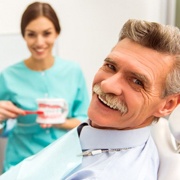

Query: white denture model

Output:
[36, 98, 68, 124]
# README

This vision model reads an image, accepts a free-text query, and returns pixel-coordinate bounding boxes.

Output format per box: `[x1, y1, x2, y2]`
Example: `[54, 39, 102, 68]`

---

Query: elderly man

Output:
[0, 19, 180, 180]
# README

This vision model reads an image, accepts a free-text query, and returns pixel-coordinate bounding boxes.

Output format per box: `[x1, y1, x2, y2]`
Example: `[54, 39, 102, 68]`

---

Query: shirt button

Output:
[41, 72, 45, 76]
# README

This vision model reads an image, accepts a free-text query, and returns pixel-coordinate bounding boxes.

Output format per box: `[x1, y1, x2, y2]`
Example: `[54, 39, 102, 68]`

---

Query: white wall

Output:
[0, 0, 176, 174]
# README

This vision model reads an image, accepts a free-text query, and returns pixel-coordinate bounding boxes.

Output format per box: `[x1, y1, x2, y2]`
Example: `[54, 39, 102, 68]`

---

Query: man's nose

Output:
[101, 74, 123, 95]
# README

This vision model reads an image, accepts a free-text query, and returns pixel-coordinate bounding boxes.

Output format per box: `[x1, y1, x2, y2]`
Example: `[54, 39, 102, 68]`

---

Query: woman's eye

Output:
[27, 33, 35, 37]
[43, 32, 51, 37]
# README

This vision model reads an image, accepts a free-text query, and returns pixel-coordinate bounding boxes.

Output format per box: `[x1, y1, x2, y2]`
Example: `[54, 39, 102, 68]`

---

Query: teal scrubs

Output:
[0, 57, 89, 171]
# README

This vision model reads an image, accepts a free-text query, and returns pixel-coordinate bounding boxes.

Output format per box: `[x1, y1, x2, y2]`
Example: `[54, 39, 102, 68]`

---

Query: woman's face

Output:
[24, 16, 58, 61]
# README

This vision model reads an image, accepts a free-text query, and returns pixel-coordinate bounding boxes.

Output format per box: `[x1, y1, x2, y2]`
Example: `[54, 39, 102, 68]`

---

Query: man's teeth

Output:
[98, 95, 118, 110]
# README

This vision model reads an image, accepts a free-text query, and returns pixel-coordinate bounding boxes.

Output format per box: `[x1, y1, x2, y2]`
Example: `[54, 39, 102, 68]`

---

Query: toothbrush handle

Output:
[25, 111, 44, 115]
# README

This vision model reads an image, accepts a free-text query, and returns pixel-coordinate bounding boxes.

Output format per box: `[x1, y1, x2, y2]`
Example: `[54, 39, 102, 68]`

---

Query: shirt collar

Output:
[80, 124, 151, 149]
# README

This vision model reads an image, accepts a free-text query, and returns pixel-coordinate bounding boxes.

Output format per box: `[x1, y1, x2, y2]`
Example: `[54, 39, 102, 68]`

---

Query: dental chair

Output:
[169, 105, 180, 153]
[151, 106, 180, 180]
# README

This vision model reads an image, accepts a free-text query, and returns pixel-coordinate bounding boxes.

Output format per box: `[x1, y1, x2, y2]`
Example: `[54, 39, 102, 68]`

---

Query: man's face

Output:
[88, 38, 174, 130]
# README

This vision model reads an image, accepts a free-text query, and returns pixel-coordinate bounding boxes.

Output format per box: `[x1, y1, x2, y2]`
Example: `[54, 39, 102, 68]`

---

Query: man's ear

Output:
[154, 94, 180, 117]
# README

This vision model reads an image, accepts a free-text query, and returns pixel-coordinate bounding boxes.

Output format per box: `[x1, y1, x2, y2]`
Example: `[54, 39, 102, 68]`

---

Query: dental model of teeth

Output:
[36, 98, 68, 124]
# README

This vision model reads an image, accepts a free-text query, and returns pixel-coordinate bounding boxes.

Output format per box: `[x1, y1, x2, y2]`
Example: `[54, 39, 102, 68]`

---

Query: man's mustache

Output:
[93, 84, 128, 115]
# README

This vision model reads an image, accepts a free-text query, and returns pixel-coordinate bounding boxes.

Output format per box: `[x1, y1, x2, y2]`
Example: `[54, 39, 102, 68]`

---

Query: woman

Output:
[0, 2, 89, 171]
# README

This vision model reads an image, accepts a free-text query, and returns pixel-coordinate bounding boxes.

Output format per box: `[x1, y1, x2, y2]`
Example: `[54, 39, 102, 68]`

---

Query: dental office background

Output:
[0, 0, 179, 174]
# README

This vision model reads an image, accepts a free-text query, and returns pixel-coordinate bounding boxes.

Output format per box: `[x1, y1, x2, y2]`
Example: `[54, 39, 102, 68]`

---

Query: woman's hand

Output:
[0, 101, 25, 122]
[40, 123, 53, 128]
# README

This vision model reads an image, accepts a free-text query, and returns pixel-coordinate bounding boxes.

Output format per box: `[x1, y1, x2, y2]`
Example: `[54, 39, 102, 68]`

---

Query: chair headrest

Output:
[168, 105, 180, 143]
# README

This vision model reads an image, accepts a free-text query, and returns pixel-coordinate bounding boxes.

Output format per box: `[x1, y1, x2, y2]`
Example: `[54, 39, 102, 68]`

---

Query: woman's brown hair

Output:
[21, 2, 61, 37]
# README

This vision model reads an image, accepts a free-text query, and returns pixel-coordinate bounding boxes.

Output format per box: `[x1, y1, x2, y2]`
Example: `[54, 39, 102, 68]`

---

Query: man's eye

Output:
[132, 78, 143, 86]
[106, 64, 116, 71]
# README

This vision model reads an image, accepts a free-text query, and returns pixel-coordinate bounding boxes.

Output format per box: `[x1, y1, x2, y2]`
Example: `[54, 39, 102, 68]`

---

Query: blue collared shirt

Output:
[66, 125, 159, 180]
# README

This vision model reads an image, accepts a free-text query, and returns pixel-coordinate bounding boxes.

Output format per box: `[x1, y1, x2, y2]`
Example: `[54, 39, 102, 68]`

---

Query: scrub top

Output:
[0, 56, 89, 171]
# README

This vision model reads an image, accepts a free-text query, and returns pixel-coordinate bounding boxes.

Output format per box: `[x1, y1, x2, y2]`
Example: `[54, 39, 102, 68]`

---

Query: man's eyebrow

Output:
[104, 58, 117, 65]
